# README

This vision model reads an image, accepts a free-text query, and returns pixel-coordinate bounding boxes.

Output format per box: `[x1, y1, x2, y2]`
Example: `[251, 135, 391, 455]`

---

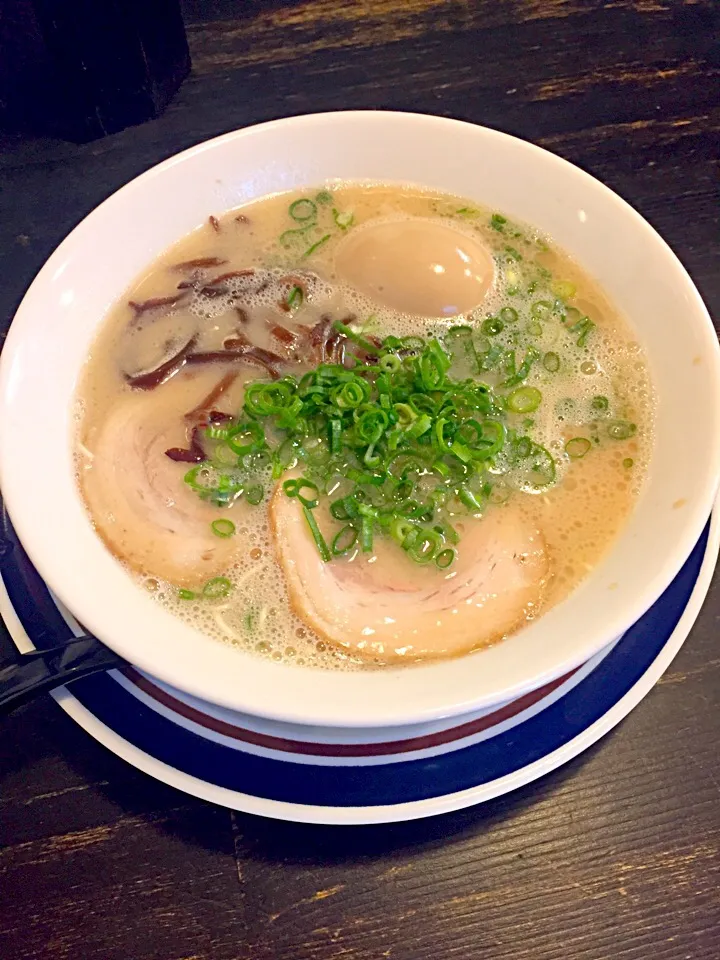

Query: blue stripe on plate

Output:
[53, 523, 708, 808]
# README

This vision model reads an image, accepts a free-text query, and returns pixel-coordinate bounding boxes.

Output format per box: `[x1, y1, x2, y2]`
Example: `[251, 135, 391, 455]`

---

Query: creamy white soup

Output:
[76, 184, 653, 669]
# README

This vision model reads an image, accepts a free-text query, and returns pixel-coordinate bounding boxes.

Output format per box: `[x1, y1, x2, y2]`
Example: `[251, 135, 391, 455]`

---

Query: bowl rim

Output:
[1, 110, 719, 728]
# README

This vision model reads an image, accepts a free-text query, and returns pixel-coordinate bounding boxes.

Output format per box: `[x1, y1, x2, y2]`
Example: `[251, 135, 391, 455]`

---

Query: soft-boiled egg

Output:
[335, 218, 495, 317]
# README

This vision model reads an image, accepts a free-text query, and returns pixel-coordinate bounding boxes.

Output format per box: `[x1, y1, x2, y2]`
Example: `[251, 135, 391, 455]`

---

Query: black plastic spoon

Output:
[0, 629, 124, 714]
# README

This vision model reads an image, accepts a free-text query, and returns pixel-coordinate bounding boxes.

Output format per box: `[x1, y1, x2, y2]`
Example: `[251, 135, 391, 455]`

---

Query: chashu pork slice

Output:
[81, 376, 242, 588]
[270, 489, 550, 664]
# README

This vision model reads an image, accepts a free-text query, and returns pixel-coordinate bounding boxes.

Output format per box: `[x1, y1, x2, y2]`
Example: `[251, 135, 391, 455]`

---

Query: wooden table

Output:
[1, 2, 719, 957]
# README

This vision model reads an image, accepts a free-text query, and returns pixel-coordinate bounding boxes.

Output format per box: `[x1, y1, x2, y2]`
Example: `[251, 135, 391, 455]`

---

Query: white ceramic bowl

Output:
[1, 112, 719, 728]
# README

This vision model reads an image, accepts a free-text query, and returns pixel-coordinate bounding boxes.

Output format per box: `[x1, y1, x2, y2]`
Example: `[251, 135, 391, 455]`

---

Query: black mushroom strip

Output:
[269, 323, 298, 347]
[184, 371, 239, 421]
[167, 398, 237, 464]
[128, 291, 190, 320]
[165, 425, 207, 463]
[199, 269, 258, 298]
[186, 346, 286, 380]
[124, 334, 198, 390]
[171, 257, 228, 273]
[306, 314, 334, 353]
[223, 331, 251, 349]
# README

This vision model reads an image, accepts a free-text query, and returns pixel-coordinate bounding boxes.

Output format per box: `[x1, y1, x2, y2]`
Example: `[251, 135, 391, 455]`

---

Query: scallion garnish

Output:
[181, 328, 562, 570]
[607, 420, 636, 440]
[543, 351, 560, 373]
[203, 577, 233, 599]
[436, 548, 456, 569]
[302, 505, 331, 562]
[289, 198, 317, 223]
[565, 437, 591, 459]
[283, 477, 320, 508]
[211, 518, 236, 538]
[333, 209, 354, 229]
[531, 300, 553, 320]
[332, 525, 358, 555]
[507, 386, 542, 414]
[286, 285, 304, 310]
[482, 316, 504, 336]
[302, 233, 331, 259]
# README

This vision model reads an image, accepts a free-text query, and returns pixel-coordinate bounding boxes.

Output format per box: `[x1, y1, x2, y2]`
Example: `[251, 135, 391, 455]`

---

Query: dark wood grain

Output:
[1, 1, 719, 958]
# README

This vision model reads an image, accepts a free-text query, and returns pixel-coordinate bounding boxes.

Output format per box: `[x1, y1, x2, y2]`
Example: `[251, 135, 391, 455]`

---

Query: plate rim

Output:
[43, 505, 719, 824]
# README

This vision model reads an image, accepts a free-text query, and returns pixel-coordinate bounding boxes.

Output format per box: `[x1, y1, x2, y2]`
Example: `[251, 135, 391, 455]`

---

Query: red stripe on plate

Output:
[120, 666, 580, 757]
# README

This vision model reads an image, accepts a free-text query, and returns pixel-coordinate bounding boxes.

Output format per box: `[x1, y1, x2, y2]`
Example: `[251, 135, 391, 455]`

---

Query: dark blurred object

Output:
[0, 0, 191, 142]
[0, 633, 124, 715]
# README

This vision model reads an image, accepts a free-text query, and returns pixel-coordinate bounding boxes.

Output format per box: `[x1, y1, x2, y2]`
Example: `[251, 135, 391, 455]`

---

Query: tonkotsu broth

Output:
[76, 184, 653, 670]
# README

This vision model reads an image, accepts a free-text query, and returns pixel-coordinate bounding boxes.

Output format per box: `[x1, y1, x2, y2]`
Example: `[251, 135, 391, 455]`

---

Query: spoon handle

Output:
[0, 628, 124, 715]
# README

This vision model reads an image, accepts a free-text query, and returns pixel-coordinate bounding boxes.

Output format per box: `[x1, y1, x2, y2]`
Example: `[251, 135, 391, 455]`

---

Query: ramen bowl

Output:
[1, 112, 718, 727]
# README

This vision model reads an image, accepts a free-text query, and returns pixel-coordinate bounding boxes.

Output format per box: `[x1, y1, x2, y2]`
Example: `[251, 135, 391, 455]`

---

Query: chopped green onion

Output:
[457, 485, 484, 513]
[359, 514, 374, 553]
[380, 353, 401, 372]
[333, 209, 354, 229]
[623, 457, 634, 468]
[180, 309, 579, 569]
[531, 300, 553, 320]
[245, 485, 264, 505]
[543, 351, 560, 373]
[507, 386, 542, 414]
[286, 285, 304, 310]
[328, 418, 342, 453]
[482, 316, 504, 336]
[227, 421, 265, 457]
[434, 520, 460, 544]
[401, 335, 426, 352]
[178, 588, 195, 601]
[302, 233, 331, 259]
[567, 315, 595, 347]
[289, 198, 317, 222]
[406, 529, 442, 564]
[435, 548, 456, 569]
[315, 190, 333, 205]
[211, 518, 236, 538]
[591, 395, 609, 411]
[505, 246, 522, 261]
[334, 319, 380, 354]
[205, 423, 231, 440]
[490, 213, 507, 231]
[607, 420, 636, 440]
[283, 477, 320, 508]
[332, 524, 358, 555]
[203, 577, 232, 600]
[302, 505, 331, 562]
[502, 348, 538, 388]
[565, 437, 591, 459]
